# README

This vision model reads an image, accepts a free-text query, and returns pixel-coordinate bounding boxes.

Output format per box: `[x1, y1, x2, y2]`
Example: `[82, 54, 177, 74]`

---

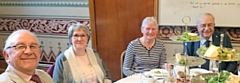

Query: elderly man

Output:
[0, 30, 53, 83]
[185, 13, 237, 73]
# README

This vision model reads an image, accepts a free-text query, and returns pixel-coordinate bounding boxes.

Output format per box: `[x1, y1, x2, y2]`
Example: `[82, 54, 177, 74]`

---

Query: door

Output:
[89, 0, 157, 80]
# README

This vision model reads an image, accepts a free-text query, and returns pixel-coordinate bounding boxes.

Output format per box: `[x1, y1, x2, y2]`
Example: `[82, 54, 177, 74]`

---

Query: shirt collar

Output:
[9, 65, 33, 82]
[200, 36, 212, 45]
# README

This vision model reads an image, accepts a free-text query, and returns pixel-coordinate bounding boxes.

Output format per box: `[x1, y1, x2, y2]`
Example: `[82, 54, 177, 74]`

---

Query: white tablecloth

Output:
[115, 66, 214, 83]
[115, 74, 164, 83]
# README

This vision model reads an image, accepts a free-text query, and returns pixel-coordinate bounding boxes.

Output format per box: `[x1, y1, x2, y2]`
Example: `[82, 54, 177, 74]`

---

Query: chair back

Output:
[46, 63, 55, 78]
[120, 50, 126, 78]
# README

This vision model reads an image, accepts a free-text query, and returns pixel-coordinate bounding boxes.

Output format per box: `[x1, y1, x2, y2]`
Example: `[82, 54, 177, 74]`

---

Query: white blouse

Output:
[76, 54, 98, 83]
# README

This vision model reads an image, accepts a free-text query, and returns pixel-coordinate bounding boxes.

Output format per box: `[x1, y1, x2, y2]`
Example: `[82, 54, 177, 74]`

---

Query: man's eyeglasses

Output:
[199, 23, 214, 28]
[7, 45, 42, 51]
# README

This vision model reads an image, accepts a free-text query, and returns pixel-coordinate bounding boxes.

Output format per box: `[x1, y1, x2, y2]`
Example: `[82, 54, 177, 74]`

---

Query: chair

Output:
[120, 50, 126, 78]
[46, 63, 55, 78]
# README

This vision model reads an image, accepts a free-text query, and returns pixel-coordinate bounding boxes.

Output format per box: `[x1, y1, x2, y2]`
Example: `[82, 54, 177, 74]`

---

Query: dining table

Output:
[115, 66, 215, 83]
[115, 74, 165, 83]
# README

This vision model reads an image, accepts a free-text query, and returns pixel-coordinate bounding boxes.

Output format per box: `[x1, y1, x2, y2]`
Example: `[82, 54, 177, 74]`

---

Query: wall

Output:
[0, 0, 90, 73]
[159, 0, 240, 27]
[0, 0, 90, 64]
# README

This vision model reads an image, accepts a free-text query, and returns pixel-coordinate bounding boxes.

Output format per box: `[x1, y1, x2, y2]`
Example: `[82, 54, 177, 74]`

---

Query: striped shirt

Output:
[122, 38, 167, 76]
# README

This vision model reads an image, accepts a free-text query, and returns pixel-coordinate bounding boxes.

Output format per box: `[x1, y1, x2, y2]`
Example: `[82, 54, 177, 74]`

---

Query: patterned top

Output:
[122, 38, 167, 76]
[76, 54, 98, 83]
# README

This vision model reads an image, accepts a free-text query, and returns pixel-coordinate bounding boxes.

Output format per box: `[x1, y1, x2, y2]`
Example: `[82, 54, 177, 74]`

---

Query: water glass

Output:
[134, 67, 145, 77]
[238, 68, 240, 77]
[162, 63, 173, 72]
[210, 61, 219, 73]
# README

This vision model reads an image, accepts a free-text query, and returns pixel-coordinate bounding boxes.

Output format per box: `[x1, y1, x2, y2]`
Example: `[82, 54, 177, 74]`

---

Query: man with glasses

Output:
[185, 13, 237, 73]
[0, 30, 53, 83]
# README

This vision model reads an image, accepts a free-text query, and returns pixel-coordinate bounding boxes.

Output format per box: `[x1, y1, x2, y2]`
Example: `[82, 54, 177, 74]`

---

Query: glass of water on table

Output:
[164, 63, 176, 83]
[134, 67, 146, 77]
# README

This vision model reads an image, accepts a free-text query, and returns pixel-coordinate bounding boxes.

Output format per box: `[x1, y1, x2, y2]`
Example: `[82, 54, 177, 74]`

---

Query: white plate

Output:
[190, 68, 212, 76]
[150, 69, 169, 77]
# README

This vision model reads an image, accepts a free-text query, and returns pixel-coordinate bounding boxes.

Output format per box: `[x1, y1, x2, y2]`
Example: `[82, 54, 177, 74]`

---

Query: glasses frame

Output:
[6, 45, 42, 51]
[72, 34, 88, 39]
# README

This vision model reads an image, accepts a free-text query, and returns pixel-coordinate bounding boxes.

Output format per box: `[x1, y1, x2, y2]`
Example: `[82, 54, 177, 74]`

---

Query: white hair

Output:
[3, 30, 39, 50]
[196, 13, 215, 25]
[141, 16, 158, 30]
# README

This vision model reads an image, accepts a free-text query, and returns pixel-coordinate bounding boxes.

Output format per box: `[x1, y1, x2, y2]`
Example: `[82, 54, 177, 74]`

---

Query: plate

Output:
[166, 55, 206, 66]
[197, 47, 240, 61]
[190, 68, 212, 76]
[169, 35, 202, 42]
[150, 69, 169, 77]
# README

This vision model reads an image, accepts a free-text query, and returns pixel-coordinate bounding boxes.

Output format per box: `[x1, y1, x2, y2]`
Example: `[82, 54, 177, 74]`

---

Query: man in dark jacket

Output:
[184, 13, 237, 73]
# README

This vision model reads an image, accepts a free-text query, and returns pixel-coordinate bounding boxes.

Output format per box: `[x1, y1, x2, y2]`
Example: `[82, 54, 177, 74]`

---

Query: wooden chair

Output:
[120, 50, 126, 78]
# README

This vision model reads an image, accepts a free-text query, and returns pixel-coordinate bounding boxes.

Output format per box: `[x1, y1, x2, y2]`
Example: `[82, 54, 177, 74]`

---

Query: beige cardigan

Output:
[53, 47, 112, 83]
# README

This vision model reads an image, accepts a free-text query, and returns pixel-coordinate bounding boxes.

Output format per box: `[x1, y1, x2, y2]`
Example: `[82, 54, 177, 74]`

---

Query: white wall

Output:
[0, 1, 89, 19]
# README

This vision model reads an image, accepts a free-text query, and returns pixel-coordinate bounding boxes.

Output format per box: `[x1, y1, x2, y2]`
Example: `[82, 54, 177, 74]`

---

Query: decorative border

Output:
[0, 18, 89, 34]
[227, 28, 240, 41]
[0, 1, 88, 7]
[0, 17, 239, 41]
[158, 26, 197, 39]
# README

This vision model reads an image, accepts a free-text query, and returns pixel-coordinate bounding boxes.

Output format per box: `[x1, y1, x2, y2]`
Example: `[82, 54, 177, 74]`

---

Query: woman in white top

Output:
[53, 23, 112, 83]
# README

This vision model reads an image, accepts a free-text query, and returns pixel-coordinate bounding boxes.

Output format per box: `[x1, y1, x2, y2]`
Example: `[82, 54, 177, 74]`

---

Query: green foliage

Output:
[178, 59, 187, 66]
[154, 70, 161, 74]
[199, 46, 240, 58]
[176, 31, 200, 41]
[199, 47, 208, 55]
[205, 70, 231, 83]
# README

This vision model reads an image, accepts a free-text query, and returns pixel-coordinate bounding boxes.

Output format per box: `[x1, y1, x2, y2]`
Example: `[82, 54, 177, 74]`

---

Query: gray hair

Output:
[141, 16, 158, 30]
[3, 30, 39, 50]
[68, 23, 91, 44]
[196, 13, 215, 25]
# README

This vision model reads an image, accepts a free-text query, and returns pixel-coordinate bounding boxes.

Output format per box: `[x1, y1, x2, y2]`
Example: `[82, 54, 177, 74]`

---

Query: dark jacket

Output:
[183, 31, 237, 73]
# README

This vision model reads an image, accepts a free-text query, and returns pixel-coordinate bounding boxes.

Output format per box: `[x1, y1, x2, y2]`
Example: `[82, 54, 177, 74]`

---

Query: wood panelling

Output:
[0, 60, 7, 74]
[89, 0, 156, 80]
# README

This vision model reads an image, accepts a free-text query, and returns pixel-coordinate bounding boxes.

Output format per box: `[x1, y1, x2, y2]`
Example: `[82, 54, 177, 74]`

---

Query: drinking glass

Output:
[134, 67, 145, 77]
[210, 60, 219, 73]
[238, 67, 240, 77]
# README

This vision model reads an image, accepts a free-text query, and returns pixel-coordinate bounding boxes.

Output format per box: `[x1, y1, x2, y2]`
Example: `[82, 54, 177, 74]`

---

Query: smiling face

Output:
[71, 29, 88, 50]
[3, 31, 41, 75]
[141, 23, 158, 40]
[197, 14, 215, 40]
